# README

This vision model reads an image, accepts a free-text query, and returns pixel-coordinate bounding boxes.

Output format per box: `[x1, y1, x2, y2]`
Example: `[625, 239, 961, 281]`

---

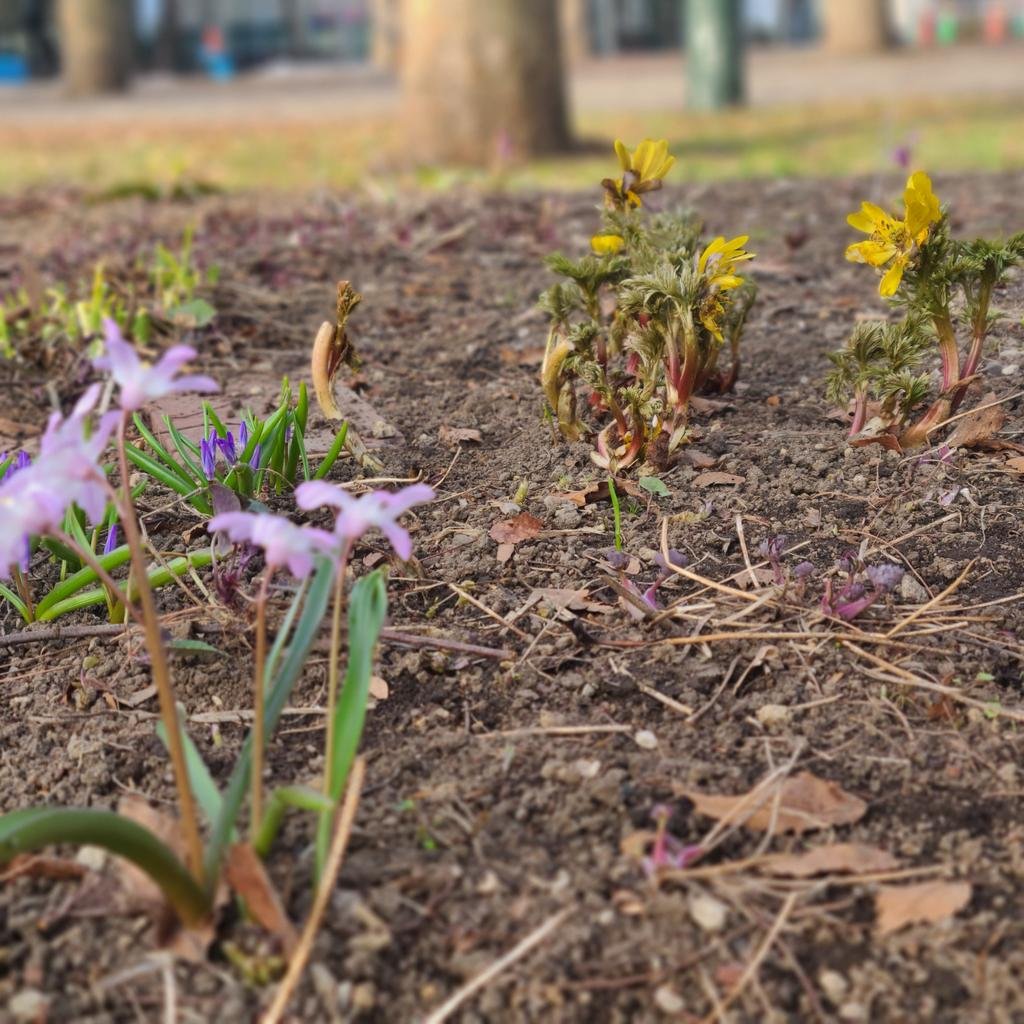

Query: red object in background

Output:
[984, 3, 1009, 42]
[917, 8, 936, 44]
[201, 25, 226, 54]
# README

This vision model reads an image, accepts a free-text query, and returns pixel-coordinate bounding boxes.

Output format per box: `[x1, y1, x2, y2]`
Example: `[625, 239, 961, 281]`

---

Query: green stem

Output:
[323, 542, 351, 795]
[251, 569, 272, 836]
[116, 414, 204, 885]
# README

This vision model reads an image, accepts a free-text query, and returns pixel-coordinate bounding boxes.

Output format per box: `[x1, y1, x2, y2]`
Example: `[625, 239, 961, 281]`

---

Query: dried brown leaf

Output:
[693, 471, 745, 488]
[759, 843, 899, 878]
[225, 843, 299, 955]
[948, 394, 1006, 449]
[1007, 456, 1024, 472]
[439, 425, 482, 446]
[489, 512, 543, 546]
[875, 880, 972, 935]
[677, 771, 867, 835]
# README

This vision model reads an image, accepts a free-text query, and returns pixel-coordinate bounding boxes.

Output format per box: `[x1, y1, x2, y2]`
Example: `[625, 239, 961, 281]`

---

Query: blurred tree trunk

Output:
[686, 0, 745, 110]
[370, 0, 400, 70]
[57, 0, 133, 96]
[821, 0, 890, 53]
[560, 0, 589, 66]
[400, 0, 571, 165]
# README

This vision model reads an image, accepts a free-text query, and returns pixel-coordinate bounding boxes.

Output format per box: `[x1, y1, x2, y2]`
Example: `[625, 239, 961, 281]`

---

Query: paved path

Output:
[0, 43, 1022, 125]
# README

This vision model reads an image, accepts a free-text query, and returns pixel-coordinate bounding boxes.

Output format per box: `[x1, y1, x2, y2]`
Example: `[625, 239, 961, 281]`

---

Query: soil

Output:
[1, 173, 1023, 1023]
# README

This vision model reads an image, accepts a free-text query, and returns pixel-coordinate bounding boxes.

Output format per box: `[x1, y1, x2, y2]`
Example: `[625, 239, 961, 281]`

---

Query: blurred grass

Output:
[2, 93, 1024, 195]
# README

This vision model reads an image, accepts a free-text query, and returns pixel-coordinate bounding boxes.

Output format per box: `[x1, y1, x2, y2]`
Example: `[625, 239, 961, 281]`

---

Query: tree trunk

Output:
[820, 0, 890, 54]
[560, 0, 590, 66]
[686, 0, 745, 110]
[57, 0, 133, 96]
[370, 0, 400, 70]
[400, 0, 571, 165]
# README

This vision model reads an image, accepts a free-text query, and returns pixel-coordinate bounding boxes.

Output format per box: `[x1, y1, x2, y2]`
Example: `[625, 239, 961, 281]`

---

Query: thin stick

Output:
[449, 582, 531, 641]
[930, 389, 1024, 433]
[885, 560, 975, 638]
[479, 724, 631, 739]
[842, 641, 1024, 722]
[261, 757, 366, 1024]
[422, 907, 572, 1024]
[663, 630, 825, 648]
[660, 519, 765, 605]
[0, 622, 130, 647]
[637, 683, 694, 717]
[699, 893, 797, 1024]
[735, 515, 760, 590]
[378, 628, 512, 660]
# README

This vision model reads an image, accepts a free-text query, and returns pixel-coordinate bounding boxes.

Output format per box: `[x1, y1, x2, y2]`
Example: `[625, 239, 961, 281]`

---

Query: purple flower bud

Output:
[200, 437, 217, 481]
[794, 560, 815, 579]
[238, 420, 249, 450]
[867, 563, 904, 592]
[103, 524, 119, 555]
[642, 583, 660, 609]
[216, 430, 236, 465]
[248, 443, 262, 471]
[758, 535, 787, 561]
[1, 451, 30, 483]
[603, 548, 630, 571]
[654, 549, 687, 573]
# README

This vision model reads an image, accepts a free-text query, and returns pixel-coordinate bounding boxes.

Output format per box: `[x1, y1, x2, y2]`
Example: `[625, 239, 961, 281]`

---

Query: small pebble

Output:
[819, 968, 848, 1005]
[756, 703, 791, 727]
[899, 574, 929, 602]
[9, 990, 48, 1022]
[654, 984, 686, 1013]
[688, 892, 728, 932]
[634, 730, 658, 750]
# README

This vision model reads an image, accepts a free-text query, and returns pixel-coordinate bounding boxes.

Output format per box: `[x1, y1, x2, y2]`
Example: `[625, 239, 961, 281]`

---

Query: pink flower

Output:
[0, 386, 118, 577]
[208, 511, 336, 579]
[295, 481, 433, 561]
[94, 319, 218, 412]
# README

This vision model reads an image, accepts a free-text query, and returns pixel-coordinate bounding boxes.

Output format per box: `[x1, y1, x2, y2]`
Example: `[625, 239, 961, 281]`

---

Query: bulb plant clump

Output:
[827, 171, 1024, 448]
[540, 138, 757, 471]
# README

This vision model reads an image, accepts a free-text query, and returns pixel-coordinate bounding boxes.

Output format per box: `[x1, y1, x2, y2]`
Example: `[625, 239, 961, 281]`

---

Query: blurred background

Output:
[0, 0, 1023, 193]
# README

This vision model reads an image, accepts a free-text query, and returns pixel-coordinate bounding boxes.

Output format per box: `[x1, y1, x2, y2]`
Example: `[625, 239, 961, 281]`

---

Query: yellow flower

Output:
[602, 138, 676, 210]
[845, 171, 941, 297]
[591, 233, 625, 255]
[698, 235, 754, 340]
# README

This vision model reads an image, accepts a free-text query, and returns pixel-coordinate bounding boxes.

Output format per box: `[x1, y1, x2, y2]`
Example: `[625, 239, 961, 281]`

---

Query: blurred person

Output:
[22, 0, 57, 76]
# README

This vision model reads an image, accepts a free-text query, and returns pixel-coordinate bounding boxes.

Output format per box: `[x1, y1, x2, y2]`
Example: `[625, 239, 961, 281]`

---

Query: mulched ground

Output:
[1, 173, 1023, 1023]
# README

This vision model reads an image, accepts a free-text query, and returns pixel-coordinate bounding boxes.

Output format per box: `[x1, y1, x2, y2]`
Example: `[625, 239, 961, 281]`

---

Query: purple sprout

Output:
[823, 562, 904, 620]
[758, 535, 788, 585]
[643, 805, 703, 878]
[248, 443, 262, 471]
[603, 547, 630, 572]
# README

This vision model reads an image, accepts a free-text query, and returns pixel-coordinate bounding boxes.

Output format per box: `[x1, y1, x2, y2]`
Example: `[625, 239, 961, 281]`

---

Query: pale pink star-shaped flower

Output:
[94, 318, 218, 412]
[208, 511, 336, 579]
[295, 482, 434, 561]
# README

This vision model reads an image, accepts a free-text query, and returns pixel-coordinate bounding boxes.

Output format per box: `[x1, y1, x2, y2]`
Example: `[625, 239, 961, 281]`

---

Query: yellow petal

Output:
[904, 170, 941, 238]
[879, 257, 907, 296]
[591, 233, 625, 255]
[614, 140, 631, 173]
[633, 139, 654, 179]
[711, 273, 744, 291]
[845, 240, 897, 267]
[847, 208, 877, 233]
[699, 236, 727, 274]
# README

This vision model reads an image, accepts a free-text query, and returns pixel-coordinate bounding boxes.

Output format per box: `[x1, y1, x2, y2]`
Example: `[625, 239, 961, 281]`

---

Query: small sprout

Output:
[758, 534, 787, 585]
[603, 548, 630, 572]
[824, 561, 904, 621]
[794, 560, 815, 579]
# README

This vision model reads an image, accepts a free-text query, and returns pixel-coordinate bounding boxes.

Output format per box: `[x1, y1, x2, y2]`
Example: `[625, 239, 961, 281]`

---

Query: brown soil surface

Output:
[1, 174, 1023, 1023]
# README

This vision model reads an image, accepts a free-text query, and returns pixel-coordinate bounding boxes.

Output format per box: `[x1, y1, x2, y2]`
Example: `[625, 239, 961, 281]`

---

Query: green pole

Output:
[685, 0, 745, 110]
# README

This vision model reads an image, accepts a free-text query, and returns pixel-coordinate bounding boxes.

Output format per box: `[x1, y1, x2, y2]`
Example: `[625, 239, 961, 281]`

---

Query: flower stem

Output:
[115, 414, 204, 885]
[251, 569, 272, 835]
[849, 388, 869, 437]
[323, 541, 351, 796]
[12, 568, 34, 622]
[933, 312, 960, 393]
[950, 278, 994, 414]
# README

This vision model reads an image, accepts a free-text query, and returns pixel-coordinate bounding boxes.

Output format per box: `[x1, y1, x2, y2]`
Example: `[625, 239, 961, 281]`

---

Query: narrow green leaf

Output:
[253, 785, 333, 859]
[204, 401, 227, 439]
[315, 570, 387, 878]
[0, 581, 29, 622]
[295, 381, 309, 433]
[168, 638, 223, 656]
[132, 414, 196, 487]
[34, 545, 132, 617]
[155, 722, 224, 828]
[204, 557, 335, 891]
[0, 807, 208, 924]
[312, 422, 348, 480]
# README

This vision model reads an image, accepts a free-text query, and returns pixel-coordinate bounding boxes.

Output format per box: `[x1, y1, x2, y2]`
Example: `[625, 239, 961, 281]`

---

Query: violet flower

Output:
[295, 481, 434, 561]
[93, 318, 218, 412]
[759, 535, 787, 585]
[824, 562, 904, 620]
[248, 444, 262, 471]
[208, 511, 336, 579]
[216, 430, 236, 465]
[0, 451, 30, 483]
[238, 420, 250, 450]
[103, 524, 120, 555]
[200, 436, 217, 481]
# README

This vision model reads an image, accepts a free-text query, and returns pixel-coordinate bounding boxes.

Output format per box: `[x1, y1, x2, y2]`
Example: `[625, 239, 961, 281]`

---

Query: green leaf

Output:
[253, 785, 333, 859]
[312, 422, 349, 480]
[125, 444, 211, 515]
[639, 476, 671, 498]
[155, 721, 224, 829]
[315, 570, 388, 879]
[203, 401, 227, 439]
[0, 807, 208, 924]
[168, 638, 223, 656]
[204, 557, 335, 893]
[132, 414, 197, 488]
[0, 581, 29, 622]
[169, 298, 217, 328]
[295, 381, 309, 434]
[34, 545, 132, 618]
